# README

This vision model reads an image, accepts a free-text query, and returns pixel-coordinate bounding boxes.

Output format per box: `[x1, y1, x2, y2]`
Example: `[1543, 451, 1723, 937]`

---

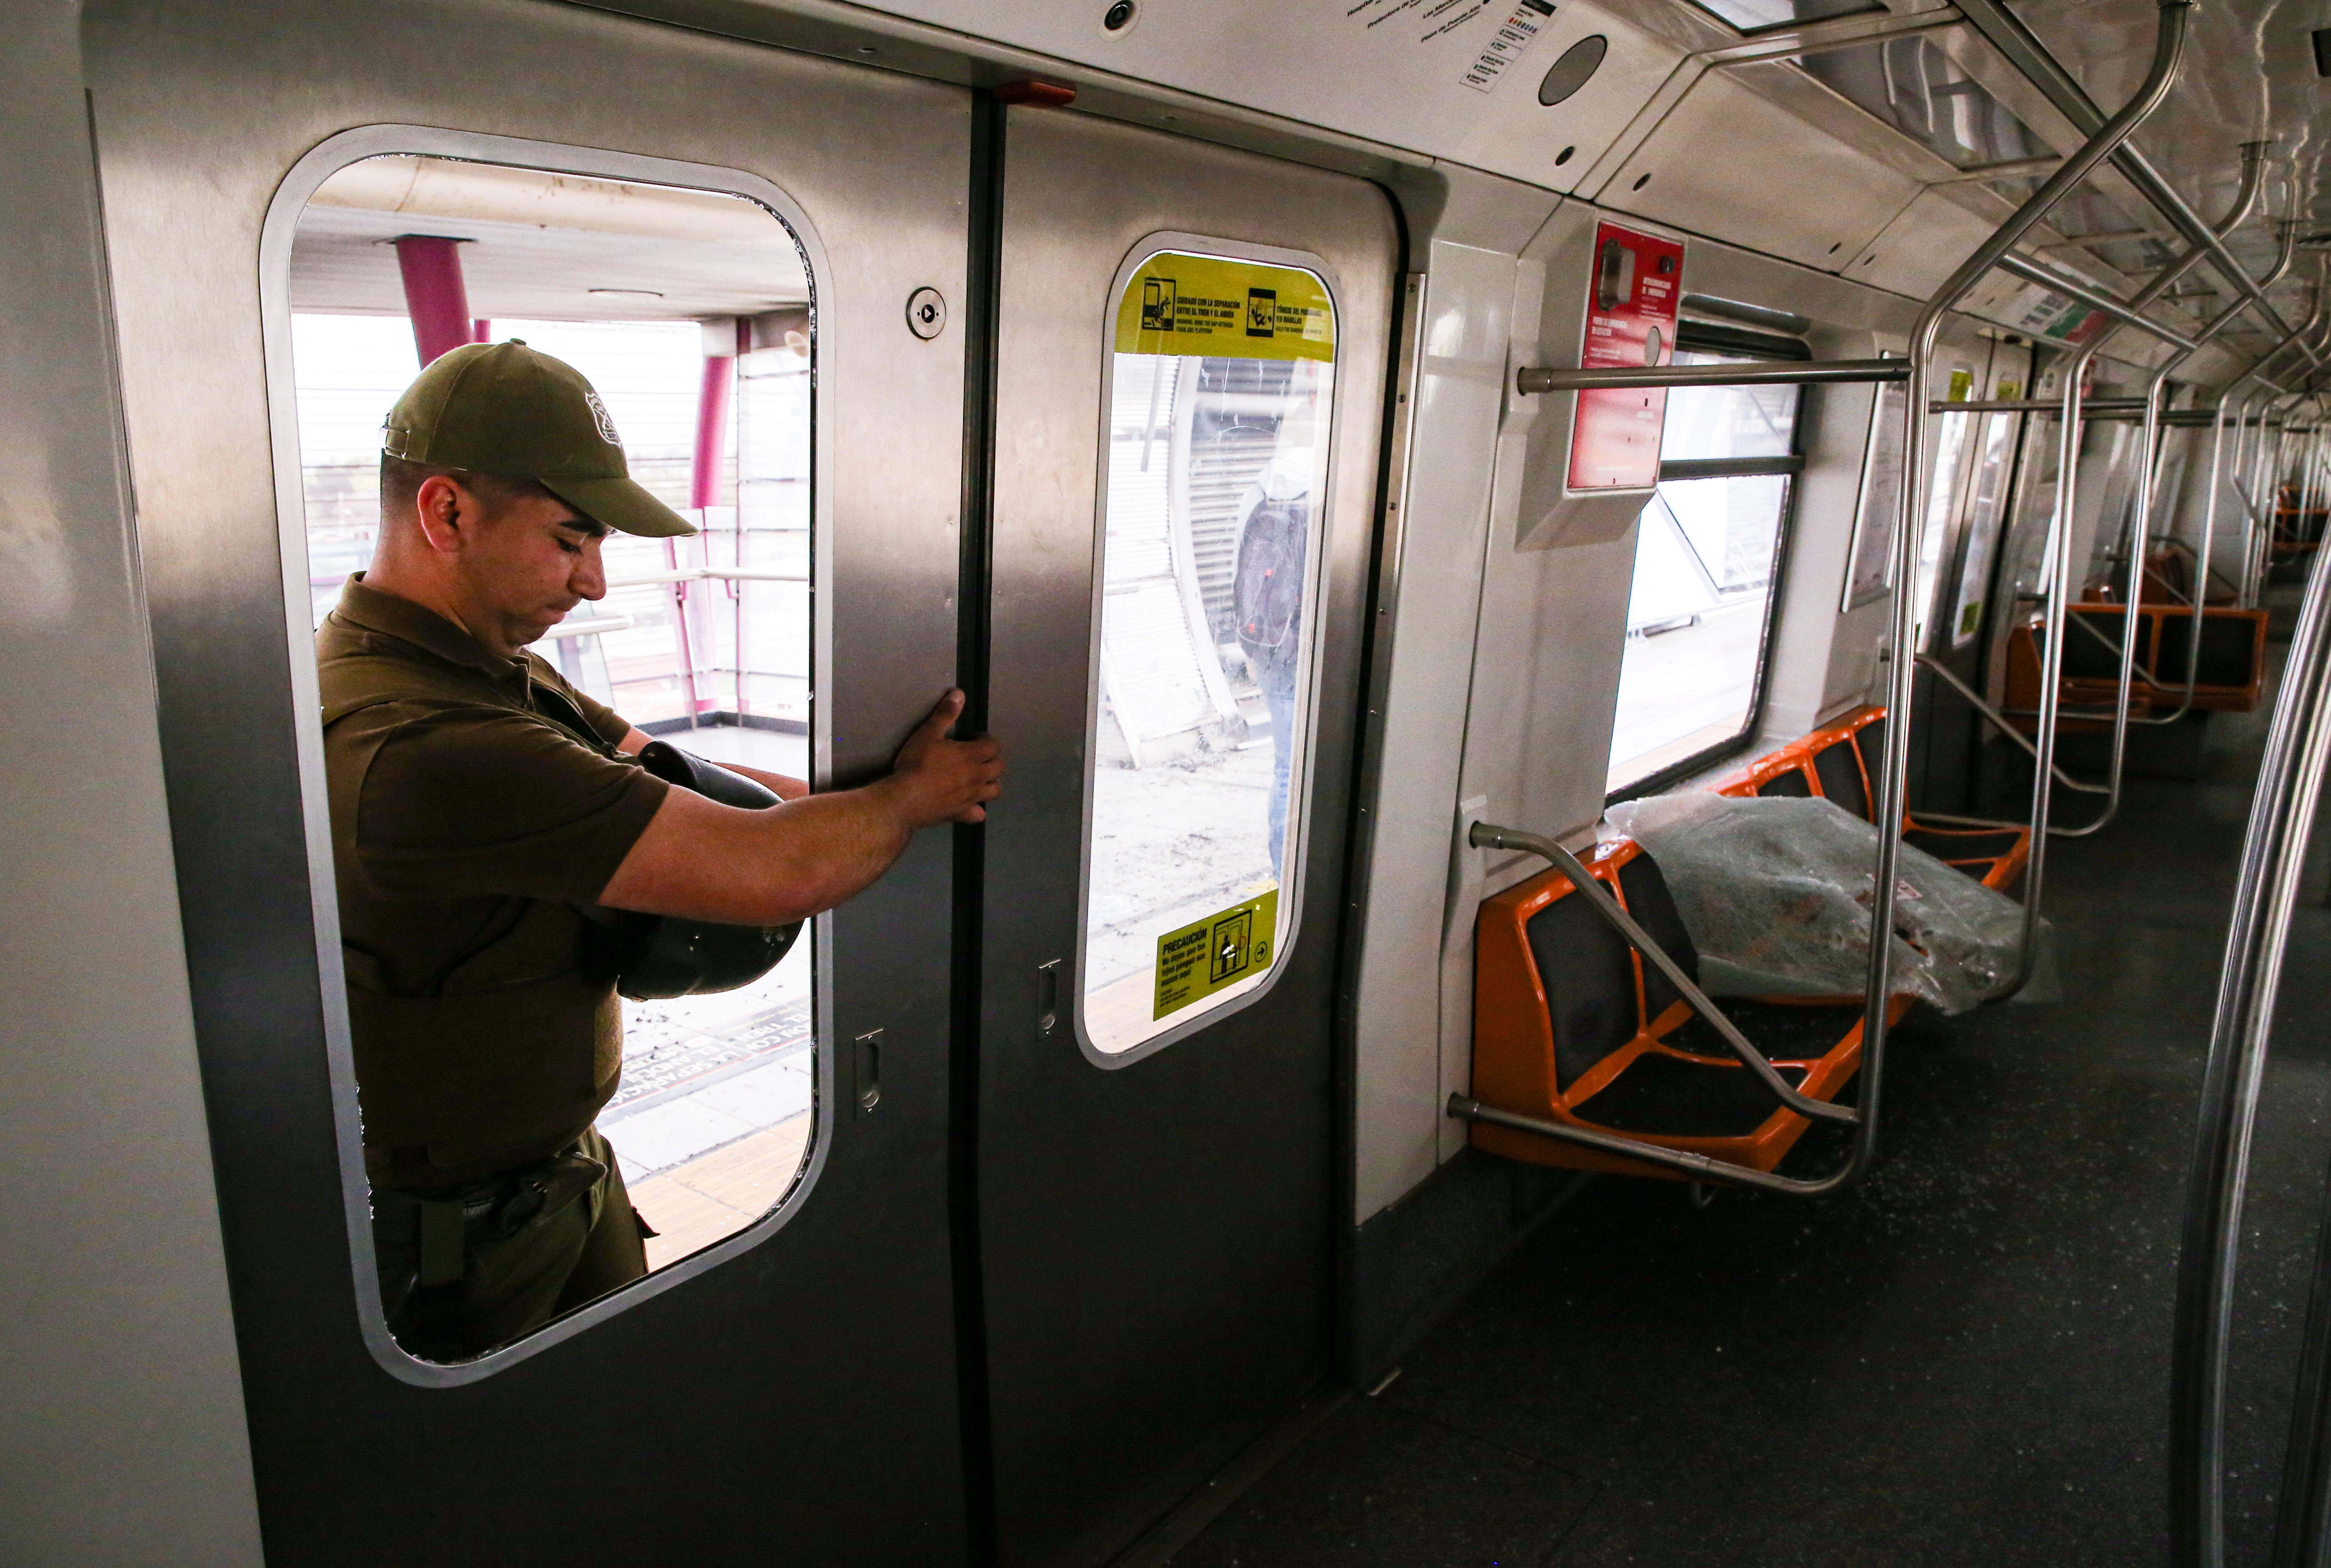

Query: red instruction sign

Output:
[1566, 221, 1685, 492]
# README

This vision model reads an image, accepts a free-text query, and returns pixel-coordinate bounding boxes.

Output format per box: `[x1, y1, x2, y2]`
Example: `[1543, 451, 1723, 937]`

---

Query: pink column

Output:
[663, 350, 737, 723]
[472, 319, 492, 343]
[392, 236, 474, 366]
[690, 352, 736, 510]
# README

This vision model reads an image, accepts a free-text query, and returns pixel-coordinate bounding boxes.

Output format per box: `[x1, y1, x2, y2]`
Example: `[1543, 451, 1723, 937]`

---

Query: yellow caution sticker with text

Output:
[1115, 253, 1335, 364]
[1153, 888, 1281, 1021]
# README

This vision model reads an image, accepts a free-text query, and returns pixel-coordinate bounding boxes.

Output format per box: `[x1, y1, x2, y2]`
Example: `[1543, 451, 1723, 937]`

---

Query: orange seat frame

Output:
[1469, 837, 1902, 1181]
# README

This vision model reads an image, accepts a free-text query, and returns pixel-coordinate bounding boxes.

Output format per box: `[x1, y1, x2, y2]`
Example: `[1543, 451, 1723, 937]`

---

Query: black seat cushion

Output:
[2156, 614, 2260, 688]
[2063, 610, 2144, 680]
[1903, 827, 2022, 860]
[1756, 768, 1812, 798]
[1572, 1052, 1815, 1138]
[1812, 737, 1870, 821]
[1661, 999, 1864, 1061]
[1617, 854, 1699, 1023]
[1525, 888, 1639, 1091]
[1854, 716, 1887, 796]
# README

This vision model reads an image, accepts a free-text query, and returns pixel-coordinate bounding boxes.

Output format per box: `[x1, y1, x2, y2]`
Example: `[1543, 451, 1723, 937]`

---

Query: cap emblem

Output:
[585, 391, 622, 447]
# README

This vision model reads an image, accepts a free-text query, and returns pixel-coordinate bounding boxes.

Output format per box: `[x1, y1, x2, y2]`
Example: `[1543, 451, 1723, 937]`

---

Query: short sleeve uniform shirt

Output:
[317, 575, 669, 1189]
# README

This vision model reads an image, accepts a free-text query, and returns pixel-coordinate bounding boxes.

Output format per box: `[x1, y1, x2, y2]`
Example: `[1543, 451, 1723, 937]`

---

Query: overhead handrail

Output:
[1514, 359, 1908, 395]
[2169, 467, 2331, 1568]
[1460, 0, 2192, 1195]
[1994, 251, 2201, 350]
[1954, 0, 2302, 354]
[1462, 823, 1854, 1126]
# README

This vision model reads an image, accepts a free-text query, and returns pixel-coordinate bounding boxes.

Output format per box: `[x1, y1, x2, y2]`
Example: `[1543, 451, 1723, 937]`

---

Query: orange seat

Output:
[1707, 705, 2030, 892]
[1468, 837, 1900, 1182]
[2003, 604, 2268, 717]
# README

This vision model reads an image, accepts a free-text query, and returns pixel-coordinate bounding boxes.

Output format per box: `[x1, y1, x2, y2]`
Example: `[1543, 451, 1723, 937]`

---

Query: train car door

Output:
[84, 1, 975, 1560]
[977, 108, 1398, 1565]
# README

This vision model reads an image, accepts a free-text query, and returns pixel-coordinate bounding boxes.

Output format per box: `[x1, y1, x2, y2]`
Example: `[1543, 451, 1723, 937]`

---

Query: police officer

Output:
[319, 341, 1003, 1359]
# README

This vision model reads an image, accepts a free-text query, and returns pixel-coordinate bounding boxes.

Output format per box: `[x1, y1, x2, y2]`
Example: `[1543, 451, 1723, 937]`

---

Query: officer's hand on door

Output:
[600, 688, 1003, 926]
[880, 689, 1005, 826]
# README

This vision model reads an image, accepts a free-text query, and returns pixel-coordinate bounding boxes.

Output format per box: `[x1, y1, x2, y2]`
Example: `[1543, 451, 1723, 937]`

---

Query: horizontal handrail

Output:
[1657, 455, 1806, 481]
[1995, 251, 2200, 350]
[1448, 1095, 1839, 1196]
[607, 566, 809, 589]
[1516, 359, 1908, 395]
[1468, 821, 1857, 1127]
[544, 614, 634, 640]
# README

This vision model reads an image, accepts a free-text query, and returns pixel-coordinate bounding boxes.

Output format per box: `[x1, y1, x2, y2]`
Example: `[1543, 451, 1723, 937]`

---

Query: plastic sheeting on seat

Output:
[1605, 791, 2028, 1015]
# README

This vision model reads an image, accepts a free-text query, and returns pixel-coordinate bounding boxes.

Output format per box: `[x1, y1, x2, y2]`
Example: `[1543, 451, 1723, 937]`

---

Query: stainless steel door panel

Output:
[86, 0, 970, 1558]
[980, 108, 1397, 1566]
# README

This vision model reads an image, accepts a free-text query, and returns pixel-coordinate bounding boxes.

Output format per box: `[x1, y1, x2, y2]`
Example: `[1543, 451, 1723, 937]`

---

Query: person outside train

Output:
[318, 341, 1002, 1360]
[1229, 382, 1323, 880]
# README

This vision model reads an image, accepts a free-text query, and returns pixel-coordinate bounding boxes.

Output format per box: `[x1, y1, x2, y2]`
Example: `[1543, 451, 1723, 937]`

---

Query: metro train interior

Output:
[16, 0, 2331, 1563]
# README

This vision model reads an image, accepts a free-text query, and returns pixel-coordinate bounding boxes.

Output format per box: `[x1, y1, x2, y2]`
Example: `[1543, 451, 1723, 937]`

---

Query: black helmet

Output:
[608, 741, 803, 1000]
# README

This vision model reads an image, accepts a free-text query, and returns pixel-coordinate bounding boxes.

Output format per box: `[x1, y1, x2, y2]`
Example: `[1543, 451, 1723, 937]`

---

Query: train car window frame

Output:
[257, 124, 837, 1387]
[1072, 232, 1346, 1070]
[1605, 322, 1809, 804]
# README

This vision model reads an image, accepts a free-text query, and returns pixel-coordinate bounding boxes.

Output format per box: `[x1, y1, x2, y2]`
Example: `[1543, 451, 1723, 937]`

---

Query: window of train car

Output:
[1797, 36, 2052, 170]
[1685, 0, 1881, 35]
[281, 152, 820, 1359]
[1605, 338, 1804, 796]
[1077, 246, 1337, 1060]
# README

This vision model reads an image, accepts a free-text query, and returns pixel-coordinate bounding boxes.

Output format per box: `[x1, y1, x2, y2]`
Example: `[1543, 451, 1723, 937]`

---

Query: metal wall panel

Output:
[979, 106, 1396, 1568]
[86, 0, 975, 1557]
[841, 0, 1682, 188]
[0, 10, 262, 1563]
[1593, 69, 1921, 272]
[1347, 216, 1547, 1220]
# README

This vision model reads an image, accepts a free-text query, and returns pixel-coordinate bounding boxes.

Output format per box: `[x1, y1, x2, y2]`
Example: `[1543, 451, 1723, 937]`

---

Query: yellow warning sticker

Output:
[1947, 368, 1974, 403]
[1114, 253, 1335, 364]
[1152, 888, 1281, 1021]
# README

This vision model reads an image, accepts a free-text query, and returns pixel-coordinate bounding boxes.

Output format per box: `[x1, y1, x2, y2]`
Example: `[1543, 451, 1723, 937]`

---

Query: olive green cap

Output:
[381, 340, 696, 538]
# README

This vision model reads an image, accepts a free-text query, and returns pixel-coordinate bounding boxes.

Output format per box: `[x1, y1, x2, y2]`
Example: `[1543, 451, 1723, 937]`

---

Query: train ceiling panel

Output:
[846, 0, 1689, 182]
[1447, 9, 1688, 196]
[1593, 66, 1919, 270]
[1847, 185, 2007, 300]
[287, 157, 809, 322]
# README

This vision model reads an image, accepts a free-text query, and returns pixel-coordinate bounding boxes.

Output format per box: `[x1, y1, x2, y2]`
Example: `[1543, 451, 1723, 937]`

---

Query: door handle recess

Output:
[853, 1029, 882, 1115]
[1037, 959, 1062, 1038]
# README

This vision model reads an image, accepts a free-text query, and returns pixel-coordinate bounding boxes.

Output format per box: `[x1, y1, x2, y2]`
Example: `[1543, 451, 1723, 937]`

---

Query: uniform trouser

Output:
[371, 1124, 649, 1360]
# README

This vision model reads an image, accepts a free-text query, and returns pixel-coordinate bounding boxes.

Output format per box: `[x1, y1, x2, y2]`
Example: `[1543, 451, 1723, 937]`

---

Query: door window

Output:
[1078, 246, 1338, 1059]
[280, 151, 821, 1360]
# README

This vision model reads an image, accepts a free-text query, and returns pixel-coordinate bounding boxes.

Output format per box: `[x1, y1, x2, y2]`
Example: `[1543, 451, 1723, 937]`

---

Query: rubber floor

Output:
[1168, 650, 2331, 1567]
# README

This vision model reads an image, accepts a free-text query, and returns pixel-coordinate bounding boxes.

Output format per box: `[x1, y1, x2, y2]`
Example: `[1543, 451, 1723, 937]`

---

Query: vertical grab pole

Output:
[2239, 388, 2273, 608]
[2171, 469, 2331, 1568]
[2134, 185, 2292, 726]
[2268, 1135, 2331, 1568]
[2027, 143, 2264, 843]
[1859, 0, 2191, 1148]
